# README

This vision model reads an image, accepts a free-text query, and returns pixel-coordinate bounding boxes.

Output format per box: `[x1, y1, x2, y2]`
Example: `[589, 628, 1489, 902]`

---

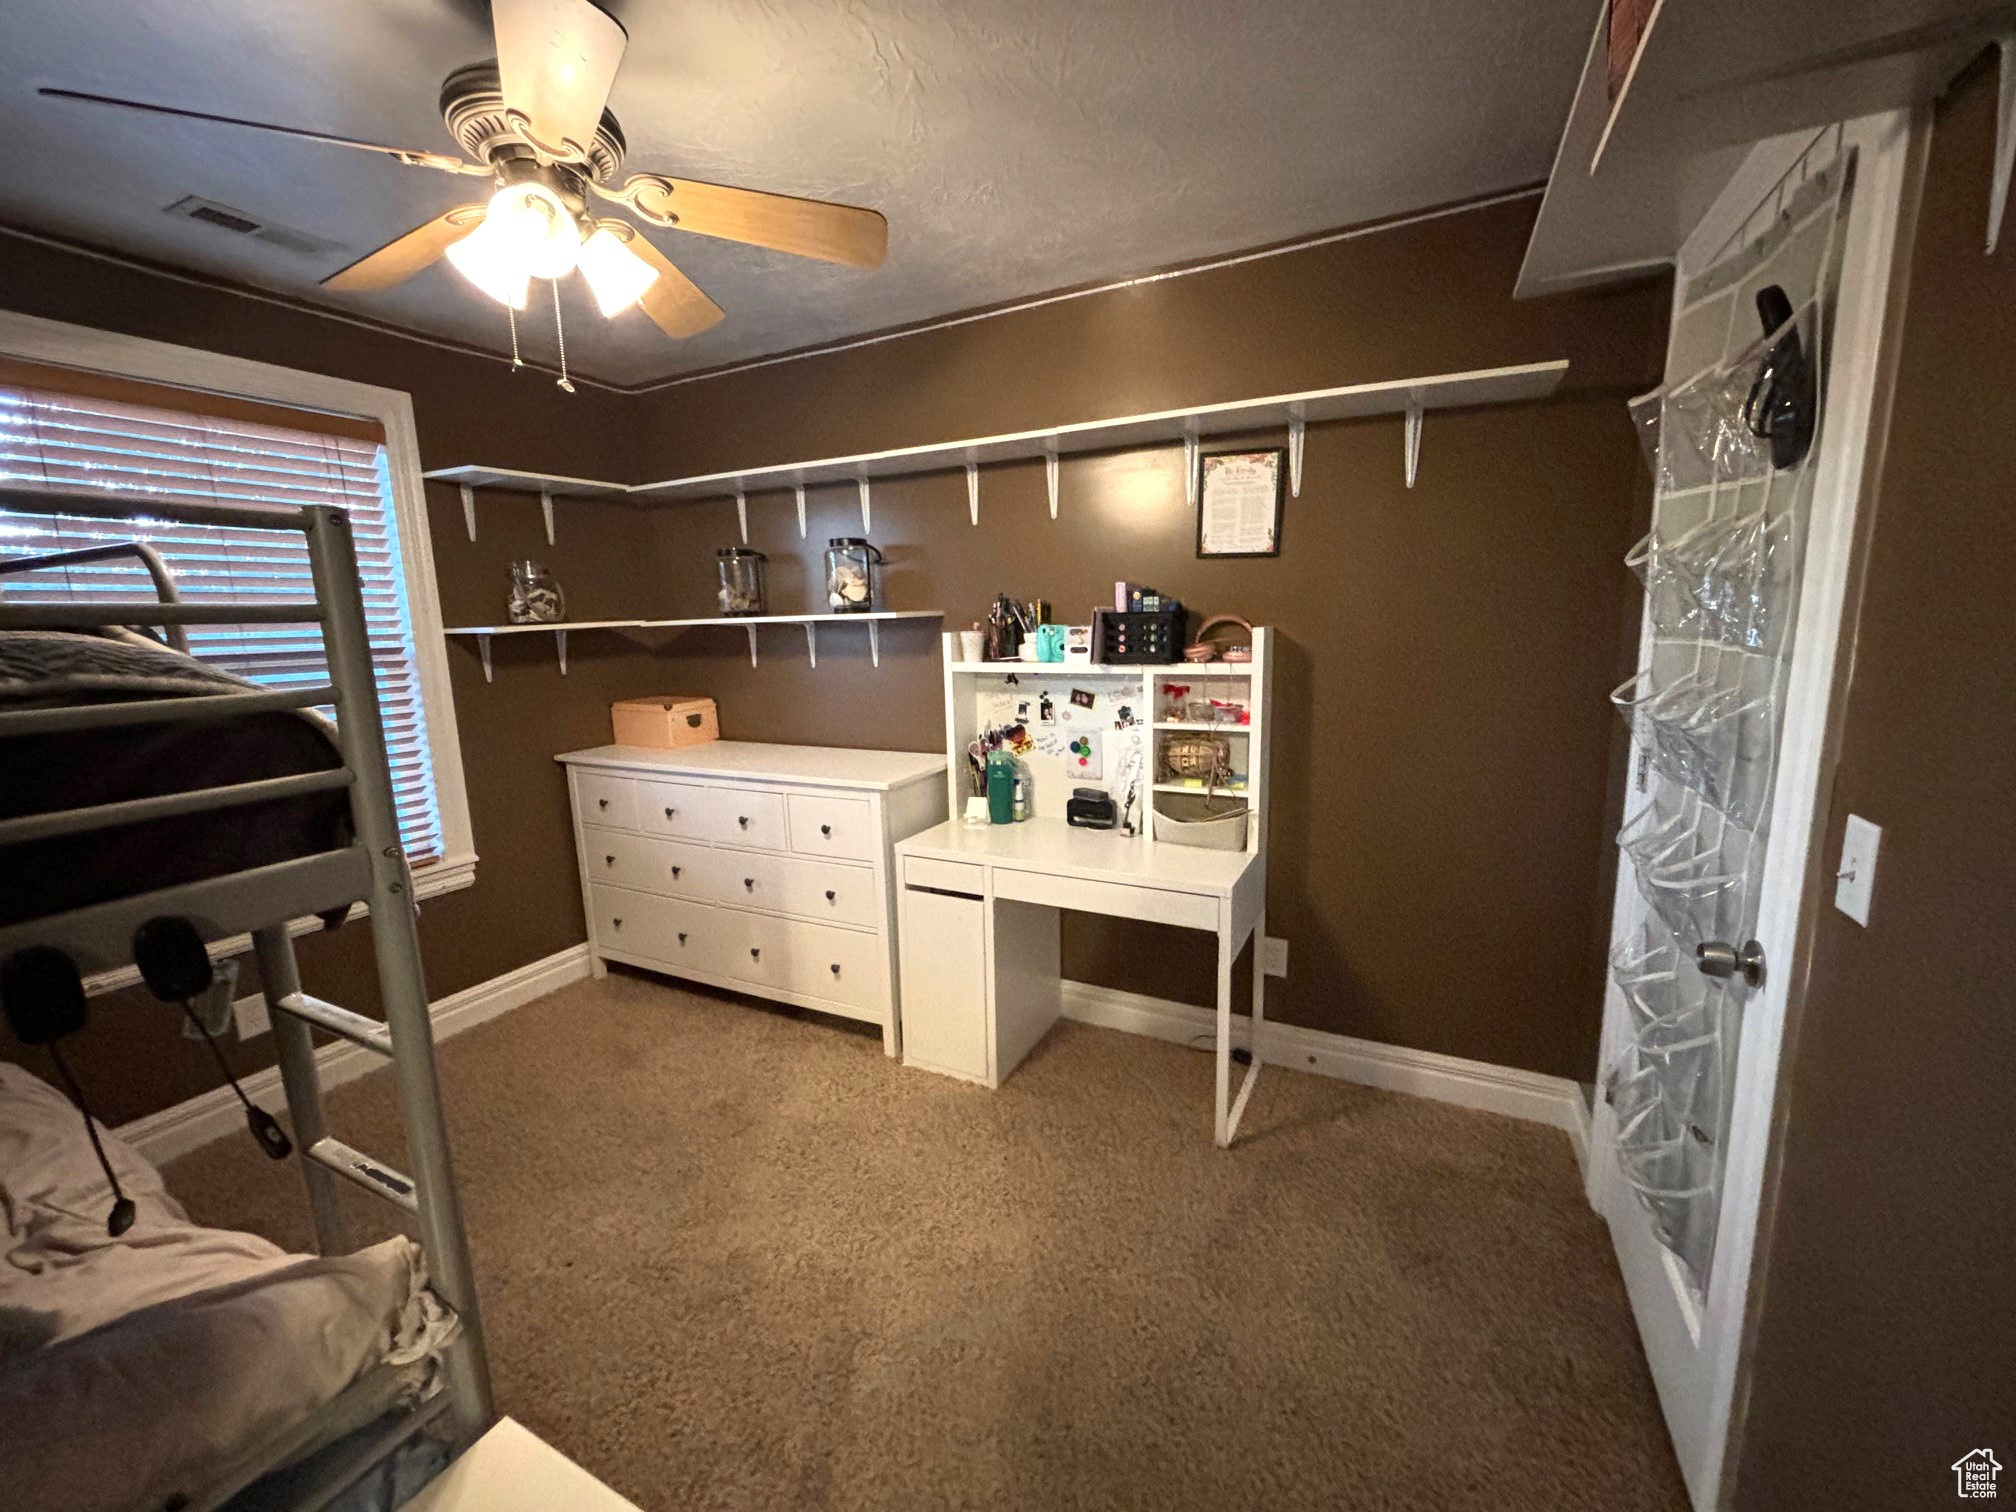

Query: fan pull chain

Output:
[551, 280, 575, 393]
[507, 304, 523, 370]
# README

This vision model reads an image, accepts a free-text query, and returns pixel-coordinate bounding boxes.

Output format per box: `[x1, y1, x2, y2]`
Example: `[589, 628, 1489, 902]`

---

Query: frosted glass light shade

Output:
[444, 216, 531, 310]
[484, 181, 581, 280]
[577, 226, 660, 316]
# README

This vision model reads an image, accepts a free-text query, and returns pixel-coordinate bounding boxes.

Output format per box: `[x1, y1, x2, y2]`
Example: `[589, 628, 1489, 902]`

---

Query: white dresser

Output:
[557, 742, 947, 1054]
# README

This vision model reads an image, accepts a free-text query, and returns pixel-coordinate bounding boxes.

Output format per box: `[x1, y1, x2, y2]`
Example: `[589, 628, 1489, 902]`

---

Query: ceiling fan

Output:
[40, 0, 888, 386]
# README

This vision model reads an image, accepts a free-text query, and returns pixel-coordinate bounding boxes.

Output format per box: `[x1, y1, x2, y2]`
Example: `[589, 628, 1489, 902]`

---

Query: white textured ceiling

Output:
[0, 1, 1591, 387]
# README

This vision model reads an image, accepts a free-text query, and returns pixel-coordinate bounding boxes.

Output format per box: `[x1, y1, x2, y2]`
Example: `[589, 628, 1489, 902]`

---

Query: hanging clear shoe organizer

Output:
[1601, 143, 1850, 1292]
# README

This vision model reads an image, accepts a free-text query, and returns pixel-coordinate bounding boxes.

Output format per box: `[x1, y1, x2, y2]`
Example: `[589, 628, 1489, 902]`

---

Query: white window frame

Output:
[0, 308, 477, 900]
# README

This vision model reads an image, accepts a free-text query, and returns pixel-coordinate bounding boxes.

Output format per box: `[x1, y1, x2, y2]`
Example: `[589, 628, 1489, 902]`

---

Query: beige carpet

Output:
[166, 969, 1687, 1511]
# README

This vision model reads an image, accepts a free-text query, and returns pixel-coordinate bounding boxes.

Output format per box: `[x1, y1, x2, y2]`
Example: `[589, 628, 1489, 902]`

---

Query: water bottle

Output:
[987, 749, 1016, 825]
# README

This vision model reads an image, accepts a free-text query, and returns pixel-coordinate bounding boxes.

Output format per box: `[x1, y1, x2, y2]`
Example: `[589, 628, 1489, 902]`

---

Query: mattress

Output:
[0, 629, 351, 928]
[0, 1063, 455, 1512]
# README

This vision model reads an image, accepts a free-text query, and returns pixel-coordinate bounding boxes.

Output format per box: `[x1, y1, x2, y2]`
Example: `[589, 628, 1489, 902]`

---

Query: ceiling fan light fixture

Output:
[484, 179, 582, 280]
[444, 215, 532, 308]
[577, 225, 659, 316]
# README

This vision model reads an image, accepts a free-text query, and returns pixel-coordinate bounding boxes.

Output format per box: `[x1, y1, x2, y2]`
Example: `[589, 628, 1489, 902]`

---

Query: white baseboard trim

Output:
[1059, 980, 1591, 1167]
[120, 944, 594, 1166]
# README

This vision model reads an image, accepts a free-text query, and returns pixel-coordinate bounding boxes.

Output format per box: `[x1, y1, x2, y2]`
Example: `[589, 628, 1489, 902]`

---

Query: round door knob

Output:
[825, 890, 836, 903]
[1696, 938, 1767, 989]
[743, 877, 755, 891]
[670, 865, 682, 878]
[820, 824, 832, 837]
[738, 815, 751, 829]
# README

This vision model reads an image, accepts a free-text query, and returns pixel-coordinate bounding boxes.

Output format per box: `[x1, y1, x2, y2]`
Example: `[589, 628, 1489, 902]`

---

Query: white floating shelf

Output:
[1151, 721, 1253, 732]
[945, 662, 1256, 678]
[424, 360, 1569, 522]
[444, 611, 941, 679]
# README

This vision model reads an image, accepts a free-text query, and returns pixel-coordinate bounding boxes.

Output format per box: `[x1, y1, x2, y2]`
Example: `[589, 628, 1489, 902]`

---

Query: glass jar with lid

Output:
[824, 537, 883, 613]
[506, 560, 565, 624]
[716, 547, 767, 617]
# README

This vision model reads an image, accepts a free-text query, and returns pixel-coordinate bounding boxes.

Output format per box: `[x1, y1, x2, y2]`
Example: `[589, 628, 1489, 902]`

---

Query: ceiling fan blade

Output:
[492, 0, 627, 162]
[37, 88, 484, 175]
[600, 174, 888, 268]
[324, 206, 486, 292]
[618, 230, 726, 338]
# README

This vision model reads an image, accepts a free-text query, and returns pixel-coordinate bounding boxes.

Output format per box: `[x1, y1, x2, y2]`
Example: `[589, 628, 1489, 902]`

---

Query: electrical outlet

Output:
[1261, 935, 1288, 978]
[233, 991, 271, 1041]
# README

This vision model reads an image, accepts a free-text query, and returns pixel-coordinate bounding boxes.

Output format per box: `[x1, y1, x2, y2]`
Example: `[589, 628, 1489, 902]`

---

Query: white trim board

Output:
[120, 944, 592, 1166]
[1060, 981, 1591, 1171]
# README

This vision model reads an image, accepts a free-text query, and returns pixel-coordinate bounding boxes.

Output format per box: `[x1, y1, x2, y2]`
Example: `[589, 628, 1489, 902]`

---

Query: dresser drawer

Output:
[698, 786, 788, 850]
[779, 856, 880, 929]
[583, 831, 713, 900]
[702, 849, 789, 912]
[637, 780, 710, 840]
[721, 910, 791, 991]
[785, 922, 888, 1016]
[574, 771, 637, 831]
[589, 885, 730, 974]
[787, 793, 877, 862]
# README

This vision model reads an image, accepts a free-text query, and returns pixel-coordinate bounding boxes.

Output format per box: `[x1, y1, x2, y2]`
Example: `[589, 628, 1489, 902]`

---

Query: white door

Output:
[1586, 113, 1918, 1509]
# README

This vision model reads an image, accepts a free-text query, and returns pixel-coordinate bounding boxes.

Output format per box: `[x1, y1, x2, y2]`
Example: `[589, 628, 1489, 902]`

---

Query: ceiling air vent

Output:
[164, 196, 344, 257]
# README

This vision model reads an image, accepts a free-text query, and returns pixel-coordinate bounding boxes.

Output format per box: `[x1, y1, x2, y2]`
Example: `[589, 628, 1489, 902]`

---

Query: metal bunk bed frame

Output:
[0, 485, 494, 1508]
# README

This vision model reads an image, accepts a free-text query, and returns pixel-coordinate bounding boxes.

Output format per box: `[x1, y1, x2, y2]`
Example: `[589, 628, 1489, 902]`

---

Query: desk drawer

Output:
[698, 786, 788, 850]
[574, 771, 637, 831]
[991, 867, 1219, 931]
[583, 831, 712, 900]
[902, 855, 984, 897]
[788, 793, 876, 862]
[589, 885, 731, 974]
[638, 780, 712, 840]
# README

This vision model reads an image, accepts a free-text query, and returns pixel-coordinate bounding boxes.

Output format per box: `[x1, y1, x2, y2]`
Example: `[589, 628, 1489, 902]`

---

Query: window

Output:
[0, 315, 473, 892]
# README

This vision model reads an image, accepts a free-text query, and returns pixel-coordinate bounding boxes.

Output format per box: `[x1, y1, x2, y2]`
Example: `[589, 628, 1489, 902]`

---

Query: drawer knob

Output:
[670, 865, 682, 879]
[677, 932, 687, 945]
[825, 889, 836, 903]
[738, 815, 751, 829]
[749, 947, 761, 961]
[664, 806, 676, 818]
[821, 823, 832, 837]
[829, 962, 840, 975]
[597, 798, 609, 810]
[612, 917, 622, 928]
[604, 855, 615, 865]
[743, 877, 755, 891]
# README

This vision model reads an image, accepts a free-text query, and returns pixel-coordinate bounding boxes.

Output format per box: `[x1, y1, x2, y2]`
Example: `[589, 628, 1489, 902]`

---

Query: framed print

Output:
[1196, 447, 1284, 558]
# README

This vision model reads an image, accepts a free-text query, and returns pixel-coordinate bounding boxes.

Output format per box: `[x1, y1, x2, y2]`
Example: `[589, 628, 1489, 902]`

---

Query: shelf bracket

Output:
[804, 622, 818, 667]
[745, 623, 760, 667]
[1044, 447, 1059, 519]
[1403, 400, 1423, 489]
[459, 484, 476, 542]
[554, 628, 568, 676]
[1182, 425, 1200, 508]
[735, 488, 748, 545]
[1287, 415, 1306, 499]
[540, 489, 555, 545]
[476, 633, 492, 684]
[795, 483, 807, 538]
[966, 463, 980, 526]
[868, 620, 881, 667]
[1991, 34, 2016, 254]
[857, 476, 871, 533]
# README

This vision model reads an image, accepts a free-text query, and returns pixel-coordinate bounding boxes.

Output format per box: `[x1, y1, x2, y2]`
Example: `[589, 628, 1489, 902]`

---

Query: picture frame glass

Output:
[1197, 448, 1283, 557]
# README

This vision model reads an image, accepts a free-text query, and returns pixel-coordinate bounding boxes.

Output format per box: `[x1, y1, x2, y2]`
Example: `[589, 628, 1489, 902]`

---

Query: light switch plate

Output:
[1834, 814, 1882, 926]
[233, 991, 271, 1040]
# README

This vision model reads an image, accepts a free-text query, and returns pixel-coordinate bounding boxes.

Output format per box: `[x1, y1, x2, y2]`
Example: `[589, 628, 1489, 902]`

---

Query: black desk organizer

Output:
[1092, 604, 1186, 663]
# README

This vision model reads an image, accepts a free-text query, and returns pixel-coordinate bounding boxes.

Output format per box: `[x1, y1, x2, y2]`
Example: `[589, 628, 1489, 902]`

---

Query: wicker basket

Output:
[1160, 731, 1232, 786]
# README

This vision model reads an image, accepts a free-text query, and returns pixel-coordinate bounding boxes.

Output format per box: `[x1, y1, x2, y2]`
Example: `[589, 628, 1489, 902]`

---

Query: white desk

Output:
[894, 817, 1268, 1147]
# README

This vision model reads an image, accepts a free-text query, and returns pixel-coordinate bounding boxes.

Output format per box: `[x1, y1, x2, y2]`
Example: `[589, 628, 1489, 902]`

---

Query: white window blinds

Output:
[0, 374, 447, 866]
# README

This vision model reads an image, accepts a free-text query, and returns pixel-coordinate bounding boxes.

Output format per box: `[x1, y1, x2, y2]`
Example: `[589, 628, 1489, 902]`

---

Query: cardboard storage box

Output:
[612, 696, 719, 748]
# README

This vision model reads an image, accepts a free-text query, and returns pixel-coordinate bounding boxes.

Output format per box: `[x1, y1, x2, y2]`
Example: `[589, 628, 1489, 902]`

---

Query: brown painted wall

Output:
[1729, 57, 2016, 1509]
[631, 195, 1668, 1077]
[0, 232, 677, 1122]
